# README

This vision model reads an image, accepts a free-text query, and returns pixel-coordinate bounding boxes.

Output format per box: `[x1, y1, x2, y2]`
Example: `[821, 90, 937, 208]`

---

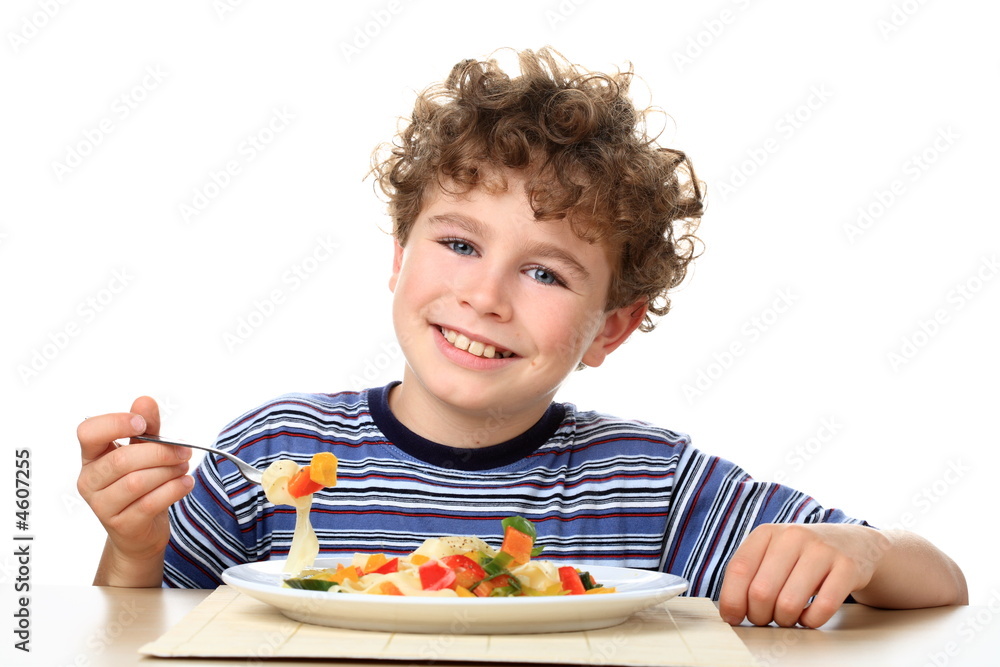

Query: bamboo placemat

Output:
[140, 585, 757, 666]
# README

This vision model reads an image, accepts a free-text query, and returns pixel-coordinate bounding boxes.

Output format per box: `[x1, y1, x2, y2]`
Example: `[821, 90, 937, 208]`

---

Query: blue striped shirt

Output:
[164, 384, 866, 598]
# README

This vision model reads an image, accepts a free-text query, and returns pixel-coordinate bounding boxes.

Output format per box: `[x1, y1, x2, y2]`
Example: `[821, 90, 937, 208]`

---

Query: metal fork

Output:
[130, 434, 264, 484]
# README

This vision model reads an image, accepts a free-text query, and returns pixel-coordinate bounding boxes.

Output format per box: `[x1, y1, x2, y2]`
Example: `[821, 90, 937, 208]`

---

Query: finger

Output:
[78, 412, 148, 465]
[798, 564, 854, 629]
[129, 395, 160, 439]
[719, 526, 773, 625]
[743, 537, 803, 626]
[772, 556, 831, 627]
[86, 462, 191, 521]
[107, 474, 195, 538]
[79, 442, 191, 497]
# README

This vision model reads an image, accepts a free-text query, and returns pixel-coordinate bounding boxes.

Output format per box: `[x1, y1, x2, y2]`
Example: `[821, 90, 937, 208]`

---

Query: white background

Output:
[2, 0, 997, 611]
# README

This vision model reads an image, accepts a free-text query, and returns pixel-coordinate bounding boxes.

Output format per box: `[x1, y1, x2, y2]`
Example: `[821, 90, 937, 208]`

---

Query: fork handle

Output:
[132, 434, 208, 451]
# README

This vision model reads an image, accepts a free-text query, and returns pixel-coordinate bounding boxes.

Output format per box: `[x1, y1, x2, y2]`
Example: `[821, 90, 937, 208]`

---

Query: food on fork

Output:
[283, 516, 616, 597]
[261, 452, 338, 574]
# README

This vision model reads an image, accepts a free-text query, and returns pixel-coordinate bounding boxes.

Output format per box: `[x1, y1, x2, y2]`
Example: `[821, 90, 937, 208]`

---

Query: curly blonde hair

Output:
[370, 47, 703, 331]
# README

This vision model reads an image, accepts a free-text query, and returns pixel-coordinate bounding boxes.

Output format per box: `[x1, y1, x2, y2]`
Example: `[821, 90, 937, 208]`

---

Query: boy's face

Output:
[388, 170, 645, 434]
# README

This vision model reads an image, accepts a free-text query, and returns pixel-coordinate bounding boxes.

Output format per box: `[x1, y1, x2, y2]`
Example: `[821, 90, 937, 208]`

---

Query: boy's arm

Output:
[850, 528, 968, 609]
[718, 523, 967, 628]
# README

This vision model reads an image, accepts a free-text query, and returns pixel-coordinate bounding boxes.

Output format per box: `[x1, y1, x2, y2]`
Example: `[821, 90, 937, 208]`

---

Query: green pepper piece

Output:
[488, 574, 523, 597]
[579, 572, 603, 591]
[483, 551, 514, 576]
[283, 577, 338, 592]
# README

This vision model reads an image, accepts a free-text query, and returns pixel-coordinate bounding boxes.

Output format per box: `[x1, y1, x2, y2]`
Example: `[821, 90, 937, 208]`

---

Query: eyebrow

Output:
[427, 213, 592, 282]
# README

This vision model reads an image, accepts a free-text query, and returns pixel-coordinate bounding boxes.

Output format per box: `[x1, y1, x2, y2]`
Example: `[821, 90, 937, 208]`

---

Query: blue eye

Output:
[528, 267, 561, 286]
[445, 240, 475, 256]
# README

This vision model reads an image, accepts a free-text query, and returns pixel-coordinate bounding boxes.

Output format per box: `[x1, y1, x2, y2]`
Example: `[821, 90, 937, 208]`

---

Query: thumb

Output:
[129, 395, 161, 438]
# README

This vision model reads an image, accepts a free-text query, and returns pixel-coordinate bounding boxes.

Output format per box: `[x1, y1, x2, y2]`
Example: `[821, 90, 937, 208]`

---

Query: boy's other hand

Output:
[718, 523, 890, 629]
[77, 396, 194, 585]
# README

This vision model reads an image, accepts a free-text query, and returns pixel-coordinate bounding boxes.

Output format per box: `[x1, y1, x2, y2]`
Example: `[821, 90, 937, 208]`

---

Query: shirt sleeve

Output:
[660, 444, 870, 600]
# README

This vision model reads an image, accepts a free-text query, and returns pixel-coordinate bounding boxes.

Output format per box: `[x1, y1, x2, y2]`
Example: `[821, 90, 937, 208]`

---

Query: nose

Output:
[455, 263, 513, 321]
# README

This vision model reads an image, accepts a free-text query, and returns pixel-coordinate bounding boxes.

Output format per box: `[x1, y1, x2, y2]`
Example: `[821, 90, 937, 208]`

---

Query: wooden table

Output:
[6, 585, 997, 666]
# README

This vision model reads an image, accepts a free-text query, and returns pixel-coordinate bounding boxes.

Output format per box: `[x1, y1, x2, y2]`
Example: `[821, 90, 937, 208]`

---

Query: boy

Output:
[76, 47, 966, 629]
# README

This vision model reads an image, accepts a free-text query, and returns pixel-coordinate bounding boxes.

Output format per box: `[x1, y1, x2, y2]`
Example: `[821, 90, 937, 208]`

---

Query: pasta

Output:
[260, 457, 611, 597]
[284, 516, 615, 598]
[261, 453, 338, 574]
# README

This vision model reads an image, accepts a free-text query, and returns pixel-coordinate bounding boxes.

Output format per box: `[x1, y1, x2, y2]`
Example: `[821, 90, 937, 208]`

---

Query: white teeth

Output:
[440, 328, 512, 359]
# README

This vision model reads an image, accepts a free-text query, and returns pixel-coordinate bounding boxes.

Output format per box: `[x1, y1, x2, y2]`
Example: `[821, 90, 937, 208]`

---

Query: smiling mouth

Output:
[439, 327, 516, 359]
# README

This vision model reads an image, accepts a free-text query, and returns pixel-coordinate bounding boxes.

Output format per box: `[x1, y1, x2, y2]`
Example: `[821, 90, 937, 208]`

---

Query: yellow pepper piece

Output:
[410, 554, 430, 566]
[454, 585, 476, 598]
[584, 587, 617, 594]
[541, 583, 565, 596]
[322, 564, 360, 585]
[309, 452, 338, 486]
[364, 553, 389, 573]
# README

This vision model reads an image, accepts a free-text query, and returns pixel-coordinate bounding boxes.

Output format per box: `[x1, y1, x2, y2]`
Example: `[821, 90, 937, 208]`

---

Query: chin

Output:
[424, 376, 503, 413]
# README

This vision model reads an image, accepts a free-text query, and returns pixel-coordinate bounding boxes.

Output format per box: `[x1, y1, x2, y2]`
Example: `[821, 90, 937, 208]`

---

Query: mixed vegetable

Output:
[284, 516, 615, 597]
[261, 451, 339, 574]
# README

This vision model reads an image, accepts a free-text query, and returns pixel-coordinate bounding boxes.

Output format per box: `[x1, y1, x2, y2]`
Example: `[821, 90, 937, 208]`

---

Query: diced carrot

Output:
[379, 581, 404, 596]
[491, 574, 511, 588]
[410, 554, 430, 566]
[472, 574, 511, 597]
[287, 466, 324, 497]
[500, 525, 534, 565]
[309, 452, 338, 486]
[472, 581, 495, 597]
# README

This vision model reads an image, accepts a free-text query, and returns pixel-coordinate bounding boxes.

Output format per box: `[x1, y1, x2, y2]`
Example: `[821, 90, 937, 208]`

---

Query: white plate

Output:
[222, 558, 688, 634]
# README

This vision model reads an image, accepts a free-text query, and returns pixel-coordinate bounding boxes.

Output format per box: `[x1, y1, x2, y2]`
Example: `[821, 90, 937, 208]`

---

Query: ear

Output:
[388, 238, 404, 292]
[581, 300, 647, 368]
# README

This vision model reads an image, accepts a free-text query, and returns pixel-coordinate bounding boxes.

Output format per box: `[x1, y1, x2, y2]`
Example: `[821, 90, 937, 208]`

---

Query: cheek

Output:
[564, 308, 608, 352]
[393, 258, 448, 320]
[530, 300, 598, 354]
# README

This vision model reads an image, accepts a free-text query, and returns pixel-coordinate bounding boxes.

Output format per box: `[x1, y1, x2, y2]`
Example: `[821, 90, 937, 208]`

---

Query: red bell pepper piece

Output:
[418, 559, 457, 591]
[558, 566, 586, 595]
[440, 554, 486, 590]
[372, 557, 399, 575]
